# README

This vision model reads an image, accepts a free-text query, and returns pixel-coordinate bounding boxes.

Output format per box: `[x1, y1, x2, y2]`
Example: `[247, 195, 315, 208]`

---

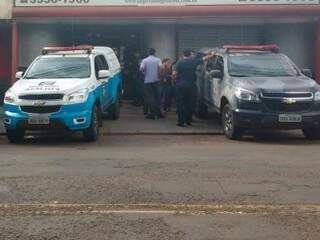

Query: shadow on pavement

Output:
[241, 130, 320, 145]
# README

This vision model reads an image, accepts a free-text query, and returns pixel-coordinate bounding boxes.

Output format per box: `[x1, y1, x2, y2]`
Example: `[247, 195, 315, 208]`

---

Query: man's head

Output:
[182, 49, 192, 58]
[149, 48, 156, 56]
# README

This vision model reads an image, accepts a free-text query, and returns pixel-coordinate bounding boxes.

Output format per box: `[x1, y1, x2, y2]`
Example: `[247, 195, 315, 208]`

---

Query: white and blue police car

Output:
[3, 45, 122, 143]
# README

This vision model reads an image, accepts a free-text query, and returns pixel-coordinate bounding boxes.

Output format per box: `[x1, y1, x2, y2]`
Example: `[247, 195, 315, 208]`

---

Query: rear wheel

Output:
[83, 105, 100, 142]
[7, 129, 25, 144]
[222, 104, 243, 140]
[302, 127, 320, 140]
[109, 95, 120, 120]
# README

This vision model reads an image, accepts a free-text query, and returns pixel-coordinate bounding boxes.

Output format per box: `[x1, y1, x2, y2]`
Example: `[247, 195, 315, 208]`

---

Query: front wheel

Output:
[83, 105, 100, 142]
[302, 127, 320, 140]
[222, 104, 243, 140]
[7, 129, 25, 144]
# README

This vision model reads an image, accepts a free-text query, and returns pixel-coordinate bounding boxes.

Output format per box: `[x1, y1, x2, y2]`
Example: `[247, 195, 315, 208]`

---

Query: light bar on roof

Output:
[223, 44, 280, 53]
[42, 45, 94, 55]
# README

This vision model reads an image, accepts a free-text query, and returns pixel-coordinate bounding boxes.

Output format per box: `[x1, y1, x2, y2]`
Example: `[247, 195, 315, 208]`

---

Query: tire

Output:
[109, 96, 120, 120]
[302, 127, 320, 140]
[195, 101, 208, 119]
[222, 104, 243, 140]
[83, 105, 100, 142]
[7, 129, 25, 144]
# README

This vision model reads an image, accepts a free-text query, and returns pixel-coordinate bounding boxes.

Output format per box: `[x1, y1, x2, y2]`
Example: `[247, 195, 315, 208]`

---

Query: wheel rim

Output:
[224, 108, 233, 134]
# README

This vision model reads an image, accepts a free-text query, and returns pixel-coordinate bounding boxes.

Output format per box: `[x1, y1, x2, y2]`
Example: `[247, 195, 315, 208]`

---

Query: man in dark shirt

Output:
[173, 49, 215, 127]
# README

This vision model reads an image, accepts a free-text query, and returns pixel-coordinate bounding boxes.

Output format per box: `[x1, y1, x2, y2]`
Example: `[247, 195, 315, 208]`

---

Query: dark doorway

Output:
[61, 24, 145, 99]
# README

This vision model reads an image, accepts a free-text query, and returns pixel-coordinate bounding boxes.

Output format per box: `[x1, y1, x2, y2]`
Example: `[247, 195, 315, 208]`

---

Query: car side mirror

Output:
[98, 70, 111, 79]
[302, 69, 313, 78]
[210, 69, 223, 79]
[15, 71, 24, 79]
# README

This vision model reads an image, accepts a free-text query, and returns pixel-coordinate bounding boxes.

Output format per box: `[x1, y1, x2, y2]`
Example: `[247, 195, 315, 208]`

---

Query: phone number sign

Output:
[15, 0, 319, 6]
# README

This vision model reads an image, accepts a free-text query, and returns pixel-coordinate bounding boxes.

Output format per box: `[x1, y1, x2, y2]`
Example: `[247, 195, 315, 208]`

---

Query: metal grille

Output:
[19, 94, 64, 100]
[261, 92, 313, 99]
[262, 99, 312, 113]
[178, 25, 263, 53]
[20, 106, 61, 114]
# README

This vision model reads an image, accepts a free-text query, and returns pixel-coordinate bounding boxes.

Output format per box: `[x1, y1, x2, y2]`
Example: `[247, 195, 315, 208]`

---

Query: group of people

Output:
[139, 48, 215, 127]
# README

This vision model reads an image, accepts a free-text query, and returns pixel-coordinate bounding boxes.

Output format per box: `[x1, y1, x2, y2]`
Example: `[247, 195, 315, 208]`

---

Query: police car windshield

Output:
[228, 53, 299, 77]
[25, 56, 91, 79]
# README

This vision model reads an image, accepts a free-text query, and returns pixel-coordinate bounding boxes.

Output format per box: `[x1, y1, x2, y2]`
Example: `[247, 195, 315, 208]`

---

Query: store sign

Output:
[15, 0, 319, 7]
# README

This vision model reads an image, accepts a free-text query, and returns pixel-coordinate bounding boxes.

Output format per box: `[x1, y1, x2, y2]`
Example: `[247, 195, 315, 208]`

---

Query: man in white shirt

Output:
[140, 48, 163, 119]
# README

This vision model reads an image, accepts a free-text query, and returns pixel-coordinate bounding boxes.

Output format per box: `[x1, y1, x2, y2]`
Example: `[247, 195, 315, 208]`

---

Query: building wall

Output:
[265, 23, 315, 71]
[19, 24, 63, 68]
[0, 0, 13, 19]
[17, 22, 317, 71]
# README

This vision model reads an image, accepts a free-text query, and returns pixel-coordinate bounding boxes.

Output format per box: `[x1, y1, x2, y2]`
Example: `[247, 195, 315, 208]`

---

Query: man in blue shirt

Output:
[174, 49, 215, 127]
[140, 48, 163, 119]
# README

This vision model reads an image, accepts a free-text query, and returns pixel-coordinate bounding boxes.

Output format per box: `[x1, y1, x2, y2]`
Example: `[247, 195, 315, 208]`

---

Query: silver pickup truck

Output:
[196, 45, 320, 140]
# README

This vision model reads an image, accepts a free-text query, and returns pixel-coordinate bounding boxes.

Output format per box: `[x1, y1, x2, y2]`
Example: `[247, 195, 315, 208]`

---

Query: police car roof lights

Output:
[223, 44, 280, 53]
[42, 45, 94, 55]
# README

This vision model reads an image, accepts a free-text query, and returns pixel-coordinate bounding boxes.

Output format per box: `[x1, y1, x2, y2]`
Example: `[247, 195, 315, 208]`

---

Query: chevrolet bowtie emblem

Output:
[282, 98, 296, 104]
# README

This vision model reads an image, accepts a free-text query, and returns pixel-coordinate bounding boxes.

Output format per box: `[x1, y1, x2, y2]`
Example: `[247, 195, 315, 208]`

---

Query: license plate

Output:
[278, 114, 302, 123]
[28, 115, 50, 125]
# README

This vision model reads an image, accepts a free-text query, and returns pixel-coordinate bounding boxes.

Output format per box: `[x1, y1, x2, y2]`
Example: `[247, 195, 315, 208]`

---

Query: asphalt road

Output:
[0, 131, 320, 239]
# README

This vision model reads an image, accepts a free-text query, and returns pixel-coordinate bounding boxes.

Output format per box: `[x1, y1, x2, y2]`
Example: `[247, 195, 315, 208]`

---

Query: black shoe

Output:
[176, 123, 185, 127]
[186, 122, 193, 126]
[146, 115, 156, 120]
[158, 114, 165, 119]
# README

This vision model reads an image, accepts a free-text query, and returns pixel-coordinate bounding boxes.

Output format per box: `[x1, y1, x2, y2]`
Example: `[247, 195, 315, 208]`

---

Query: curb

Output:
[0, 131, 224, 137]
[102, 132, 224, 136]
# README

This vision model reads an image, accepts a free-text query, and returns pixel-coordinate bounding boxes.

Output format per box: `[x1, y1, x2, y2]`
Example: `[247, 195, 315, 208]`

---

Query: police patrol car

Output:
[196, 45, 320, 140]
[3, 45, 122, 143]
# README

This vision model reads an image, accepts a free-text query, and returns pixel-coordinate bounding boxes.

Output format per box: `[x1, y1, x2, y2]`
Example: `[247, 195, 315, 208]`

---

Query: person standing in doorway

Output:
[131, 51, 143, 106]
[173, 49, 215, 127]
[140, 48, 164, 119]
[161, 58, 174, 112]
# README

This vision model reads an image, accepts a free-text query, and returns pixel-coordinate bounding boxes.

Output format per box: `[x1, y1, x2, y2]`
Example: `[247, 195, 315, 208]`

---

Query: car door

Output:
[94, 55, 110, 111]
[212, 56, 224, 108]
[203, 58, 216, 105]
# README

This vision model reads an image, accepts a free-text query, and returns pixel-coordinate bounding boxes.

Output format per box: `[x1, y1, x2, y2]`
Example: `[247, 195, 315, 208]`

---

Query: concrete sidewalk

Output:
[0, 103, 224, 136]
[103, 103, 223, 135]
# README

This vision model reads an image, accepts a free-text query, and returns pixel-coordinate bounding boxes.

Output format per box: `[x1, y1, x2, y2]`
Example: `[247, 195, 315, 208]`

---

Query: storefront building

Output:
[0, 0, 13, 100]
[1, 0, 320, 96]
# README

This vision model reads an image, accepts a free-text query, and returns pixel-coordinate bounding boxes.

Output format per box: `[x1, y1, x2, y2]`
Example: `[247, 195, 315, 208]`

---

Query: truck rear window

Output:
[25, 57, 91, 79]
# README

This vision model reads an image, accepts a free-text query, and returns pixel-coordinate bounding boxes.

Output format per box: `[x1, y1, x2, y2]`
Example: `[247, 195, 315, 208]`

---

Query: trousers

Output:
[144, 82, 161, 117]
[176, 82, 194, 125]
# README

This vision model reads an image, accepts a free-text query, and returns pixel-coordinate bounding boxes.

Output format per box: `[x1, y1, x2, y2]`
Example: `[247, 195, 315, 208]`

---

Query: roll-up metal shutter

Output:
[178, 25, 264, 53]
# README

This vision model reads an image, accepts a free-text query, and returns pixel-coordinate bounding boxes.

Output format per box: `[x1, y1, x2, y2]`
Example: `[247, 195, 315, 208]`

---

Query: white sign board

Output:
[15, 0, 319, 7]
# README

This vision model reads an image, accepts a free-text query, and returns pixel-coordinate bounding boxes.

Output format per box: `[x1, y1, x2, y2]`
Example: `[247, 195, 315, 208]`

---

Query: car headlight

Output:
[4, 90, 18, 104]
[315, 91, 320, 102]
[235, 88, 260, 102]
[65, 88, 89, 104]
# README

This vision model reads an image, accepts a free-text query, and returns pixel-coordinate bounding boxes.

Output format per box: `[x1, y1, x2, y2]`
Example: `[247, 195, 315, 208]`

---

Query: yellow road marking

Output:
[0, 204, 320, 216]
